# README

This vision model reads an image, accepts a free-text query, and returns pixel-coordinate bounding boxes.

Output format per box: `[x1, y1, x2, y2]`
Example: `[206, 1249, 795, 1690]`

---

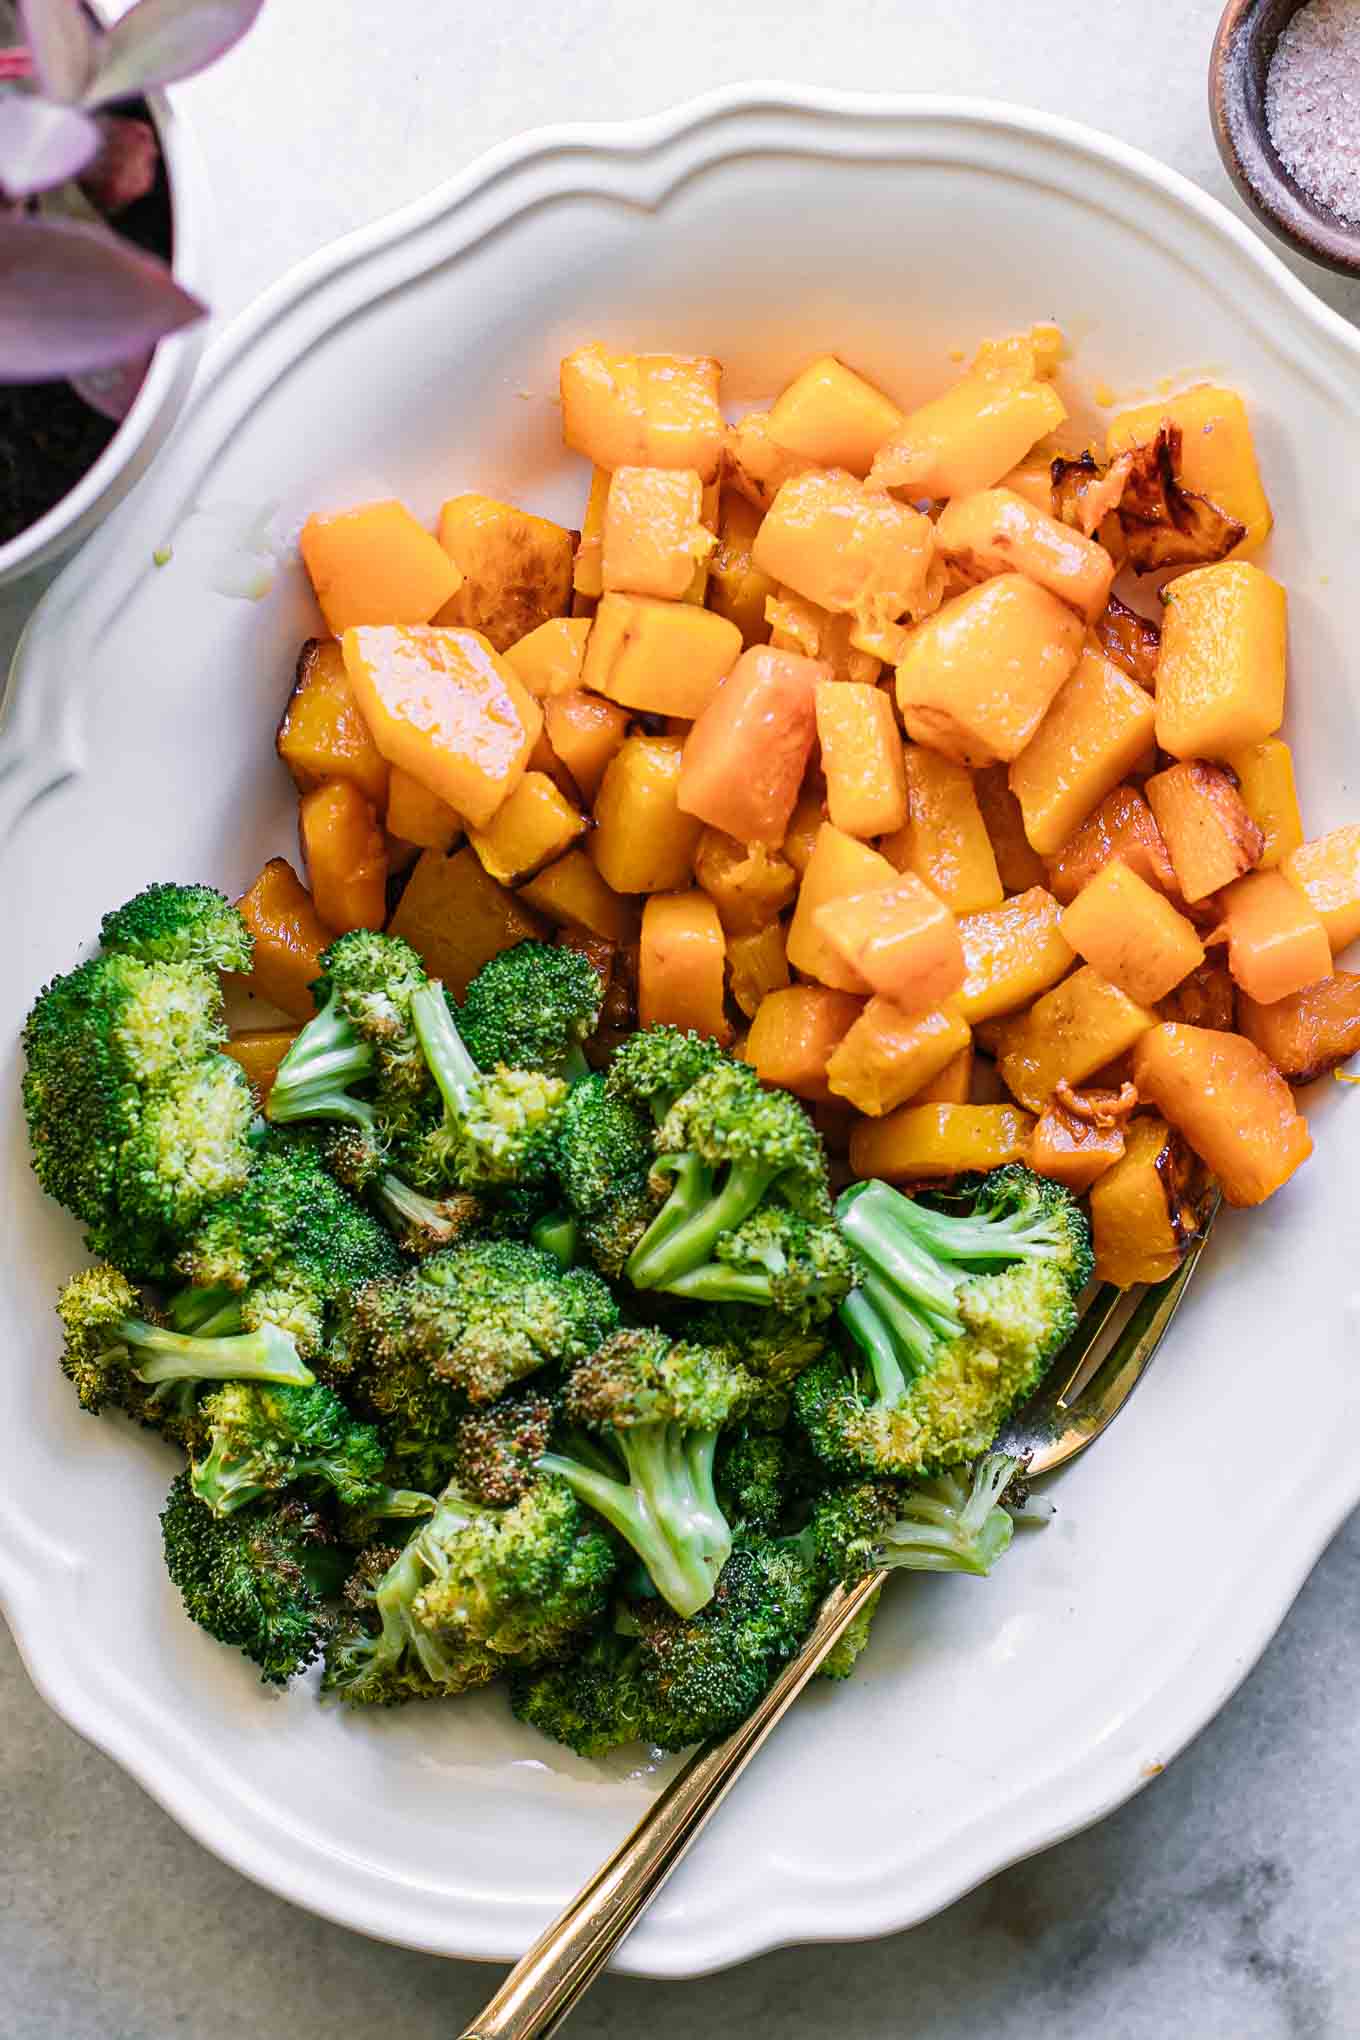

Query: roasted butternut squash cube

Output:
[1132, 1023, 1312, 1205]
[518, 849, 640, 946]
[785, 825, 899, 992]
[234, 858, 330, 1020]
[1210, 869, 1332, 1006]
[752, 470, 940, 642]
[882, 746, 1004, 914]
[1154, 561, 1287, 761]
[746, 984, 864, 1102]
[298, 780, 387, 935]
[815, 682, 908, 838]
[915, 1040, 974, 1105]
[826, 997, 970, 1116]
[693, 829, 799, 933]
[1009, 646, 1157, 857]
[223, 1026, 300, 1105]
[868, 370, 1066, 499]
[433, 495, 574, 651]
[467, 770, 586, 885]
[724, 410, 816, 512]
[300, 500, 461, 636]
[678, 645, 824, 844]
[342, 625, 541, 830]
[1045, 784, 1179, 905]
[572, 466, 610, 600]
[996, 452, 1060, 511]
[973, 763, 1047, 895]
[1059, 859, 1204, 1005]
[590, 732, 702, 894]
[1238, 970, 1360, 1083]
[542, 688, 629, 804]
[387, 845, 546, 996]
[503, 616, 592, 699]
[895, 575, 1084, 766]
[815, 875, 965, 1012]
[705, 490, 776, 648]
[767, 355, 904, 477]
[1088, 1114, 1207, 1286]
[602, 467, 713, 600]
[935, 487, 1115, 624]
[1093, 594, 1161, 690]
[582, 593, 740, 720]
[1283, 826, 1360, 953]
[1107, 386, 1272, 556]
[385, 765, 463, 852]
[954, 887, 1074, 1022]
[994, 964, 1159, 1113]
[849, 1102, 1035, 1182]
[638, 891, 731, 1042]
[1145, 761, 1264, 903]
[783, 779, 828, 877]
[766, 586, 881, 683]
[727, 922, 791, 1019]
[561, 343, 725, 480]
[1227, 738, 1303, 869]
[277, 639, 390, 807]
[1030, 1099, 1125, 1194]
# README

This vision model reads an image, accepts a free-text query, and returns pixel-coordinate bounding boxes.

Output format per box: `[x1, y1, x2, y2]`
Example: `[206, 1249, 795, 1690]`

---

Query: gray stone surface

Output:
[6, 1, 1360, 2032]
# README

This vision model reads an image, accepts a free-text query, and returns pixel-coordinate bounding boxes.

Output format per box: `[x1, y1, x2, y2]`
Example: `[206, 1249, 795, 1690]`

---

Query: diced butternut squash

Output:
[1093, 593, 1161, 690]
[591, 732, 702, 894]
[727, 922, 790, 1019]
[815, 874, 965, 1012]
[766, 586, 881, 683]
[1008, 646, 1157, 857]
[995, 966, 1158, 1113]
[1030, 1099, 1126, 1193]
[751, 470, 940, 641]
[849, 1102, 1035, 1182]
[676, 645, 824, 845]
[1133, 1023, 1312, 1205]
[1146, 761, 1264, 903]
[693, 829, 799, 933]
[467, 770, 586, 885]
[542, 688, 629, 804]
[826, 998, 971, 1116]
[1154, 561, 1287, 760]
[638, 891, 731, 1042]
[868, 370, 1066, 499]
[518, 849, 640, 946]
[1157, 958, 1237, 1031]
[1107, 386, 1272, 556]
[995, 452, 1056, 511]
[582, 593, 740, 720]
[680, 478, 721, 606]
[783, 779, 827, 877]
[767, 356, 904, 477]
[935, 488, 1115, 624]
[222, 1026, 300, 1104]
[387, 845, 546, 996]
[746, 984, 865, 1101]
[1088, 1114, 1207, 1286]
[955, 887, 1074, 1021]
[706, 490, 776, 648]
[724, 410, 817, 512]
[503, 616, 592, 699]
[1238, 971, 1360, 1082]
[973, 763, 1047, 895]
[881, 746, 1003, 914]
[916, 1041, 974, 1105]
[1227, 738, 1303, 869]
[1059, 859, 1204, 1005]
[385, 766, 463, 852]
[342, 625, 541, 830]
[895, 574, 1084, 766]
[299, 500, 461, 636]
[1283, 826, 1360, 953]
[433, 495, 574, 651]
[1046, 784, 1179, 905]
[298, 779, 387, 934]
[785, 825, 899, 991]
[1209, 870, 1332, 1006]
[276, 639, 390, 807]
[602, 467, 713, 599]
[815, 682, 908, 838]
[573, 466, 610, 600]
[234, 858, 330, 1020]
[560, 343, 725, 480]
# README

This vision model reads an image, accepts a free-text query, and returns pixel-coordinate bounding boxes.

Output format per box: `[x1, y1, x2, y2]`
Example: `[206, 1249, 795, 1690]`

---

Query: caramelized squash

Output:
[826, 998, 971, 1117]
[387, 845, 546, 996]
[234, 858, 330, 1020]
[934, 487, 1115, 623]
[954, 886, 1074, 1022]
[1154, 560, 1287, 760]
[815, 875, 965, 1012]
[583, 593, 741, 720]
[1092, 593, 1161, 690]
[1009, 646, 1157, 857]
[572, 466, 610, 600]
[849, 1102, 1035, 1182]
[994, 965, 1159, 1114]
[1131, 1022, 1313, 1205]
[1146, 761, 1264, 903]
[1106, 386, 1272, 557]
[973, 763, 1048, 895]
[433, 495, 574, 650]
[678, 646, 824, 844]
[746, 984, 865, 1101]
[1238, 971, 1360, 1083]
[1282, 826, 1360, 953]
[467, 770, 586, 885]
[1209, 869, 1332, 1007]
[517, 849, 640, 947]
[868, 366, 1066, 499]
[1046, 784, 1179, 905]
[783, 779, 828, 877]
[724, 411, 817, 513]
[560, 344, 725, 481]
[693, 829, 799, 933]
[785, 825, 899, 992]
[766, 585, 881, 683]
[638, 891, 731, 1043]
[1059, 859, 1204, 1005]
[590, 733, 702, 894]
[502, 616, 592, 699]
[299, 500, 461, 636]
[298, 780, 387, 934]
[542, 688, 629, 804]
[385, 766, 463, 852]
[882, 746, 1004, 914]
[767, 355, 904, 476]
[1088, 1114, 1208, 1286]
[815, 682, 909, 838]
[276, 639, 389, 807]
[751, 469, 940, 642]
[727, 922, 791, 1019]
[706, 490, 777, 647]
[895, 574, 1084, 766]
[602, 466, 713, 600]
[1227, 738, 1303, 870]
[1030, 1098, 1126, 1193]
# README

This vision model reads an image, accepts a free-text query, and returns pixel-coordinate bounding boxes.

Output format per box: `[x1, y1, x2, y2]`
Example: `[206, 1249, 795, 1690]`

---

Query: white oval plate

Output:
[2, 87, 1359, 1978]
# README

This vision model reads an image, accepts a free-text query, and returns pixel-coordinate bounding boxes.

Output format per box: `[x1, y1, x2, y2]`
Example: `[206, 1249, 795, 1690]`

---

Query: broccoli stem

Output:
[531, 1211, 580, 1267]
[410, 983, 481, 1118]
[114, 1316, 316, 1390]
[844, 1178, 1065, 1269]
[266, 995, 378, 1128]
[562, 1045, 591, 1087]
[372, 1171, 472, 1251]
[538, 1424, 730, 1618]
[837, 1183, 965, 1325]
[625, 1157, 779, 1291]
[165, 1285, 245, 1336]
[876, 1455, 1018, 1576]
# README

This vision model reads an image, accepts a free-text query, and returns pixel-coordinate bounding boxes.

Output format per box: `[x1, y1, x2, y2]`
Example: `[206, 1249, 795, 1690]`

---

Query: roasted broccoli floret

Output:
[809, 1455, 1020, 1581]
[539, 1328, 754, 1618]
[189, 1380, 434, 1524]
[160, 1472, 346, 1684]
[99, 882, 253, 973]
[409, 980, 568, 1188]
[321, 1478, 616, 1704]
[551, 1074, 658, 1278]
[451, 1387, 555, 1506]
[795, 1170, 1090, 1479]
[714, 1426, 798, 1534]
[57, 1265, 315, 1443]
[266, 930, 431, 1132]
[369, 1171, 483, 1255]
[458, 941, 604, 1080]
[604, 1025, 726, 1124]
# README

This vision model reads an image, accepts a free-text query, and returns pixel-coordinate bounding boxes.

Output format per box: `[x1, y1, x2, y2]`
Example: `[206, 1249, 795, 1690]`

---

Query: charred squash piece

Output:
[1088, 1114, 1210, 1286]
[1238, 971, 1360, 1084]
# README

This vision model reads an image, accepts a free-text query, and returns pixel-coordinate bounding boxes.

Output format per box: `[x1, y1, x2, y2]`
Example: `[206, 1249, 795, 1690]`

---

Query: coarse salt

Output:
[1266, 0, 1360, 225]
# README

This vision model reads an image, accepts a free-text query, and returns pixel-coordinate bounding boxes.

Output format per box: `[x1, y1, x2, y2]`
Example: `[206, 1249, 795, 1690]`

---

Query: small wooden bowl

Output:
[1211, 0, 1360, 275]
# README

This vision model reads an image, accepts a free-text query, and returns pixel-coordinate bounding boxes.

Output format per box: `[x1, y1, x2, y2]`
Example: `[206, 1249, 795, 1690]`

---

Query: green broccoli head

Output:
[550, 1074, 659, 1278]
[99, 883, 253, 974]
[188, 1380, 433, 1526]
[160, 1472, 347, 1685]
[714, 1426, 798, 1535]
[266, 930, 432, 1132]
[506, 1623, 653, 1757]
[604, 1025, 726, 1124]
[407, 981, 569, 1190]
[458, 941, 604, 1078]
[451, 1386, 555, 1506]
[808, 1456, 1018, 1581]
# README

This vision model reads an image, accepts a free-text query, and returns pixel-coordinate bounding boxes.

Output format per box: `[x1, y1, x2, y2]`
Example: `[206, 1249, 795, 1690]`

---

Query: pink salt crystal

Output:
[1267, 0, 1360, 226]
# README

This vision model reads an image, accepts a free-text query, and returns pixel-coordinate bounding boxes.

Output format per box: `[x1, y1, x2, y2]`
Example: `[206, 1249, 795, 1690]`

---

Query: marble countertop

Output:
[5, 2, 1360, 2034]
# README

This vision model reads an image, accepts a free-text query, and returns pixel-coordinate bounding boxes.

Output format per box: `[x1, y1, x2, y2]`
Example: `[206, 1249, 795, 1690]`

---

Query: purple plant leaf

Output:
[83, 0, 264, 106]
[71, 347, 151, 419]
[0, 90, 99, 195]
[0, 213, 204, 378]
[19, 0, 94, 102]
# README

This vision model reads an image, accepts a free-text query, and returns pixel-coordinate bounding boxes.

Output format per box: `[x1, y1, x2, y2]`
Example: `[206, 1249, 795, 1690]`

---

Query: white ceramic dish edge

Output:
[2, 86, 1359, 1977]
